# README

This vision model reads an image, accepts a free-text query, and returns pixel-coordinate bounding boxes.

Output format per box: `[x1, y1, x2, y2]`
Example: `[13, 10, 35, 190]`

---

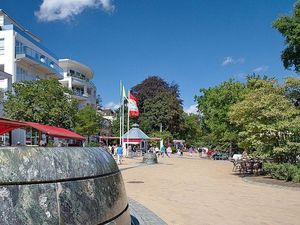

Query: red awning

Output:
[0, 118, 85, 141]
[0, 118, 26, 135]
[24, 122, 85, 140]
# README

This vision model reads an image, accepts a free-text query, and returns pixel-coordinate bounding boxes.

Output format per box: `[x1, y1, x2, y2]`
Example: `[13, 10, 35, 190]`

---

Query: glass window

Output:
[0, 38, 4, 55]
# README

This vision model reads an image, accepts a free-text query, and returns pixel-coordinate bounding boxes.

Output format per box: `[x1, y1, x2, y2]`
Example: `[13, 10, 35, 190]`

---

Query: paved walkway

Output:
[119, 155, 300, 225]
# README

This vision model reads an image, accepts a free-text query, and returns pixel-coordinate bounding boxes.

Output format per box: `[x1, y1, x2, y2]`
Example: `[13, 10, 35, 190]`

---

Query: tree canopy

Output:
[229, 78, 300, 163]
[195, 79, 246, 149]
[273, 1, 300, 72]
[4, 79, 78, 129]
[75, 105, 102, 143]
[131, 76, 184, 136]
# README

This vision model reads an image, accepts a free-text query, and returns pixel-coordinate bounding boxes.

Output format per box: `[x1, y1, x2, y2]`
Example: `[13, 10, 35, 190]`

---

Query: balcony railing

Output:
[15, 46, 63, 76]
[72, 89, 88, 97]
[67, 73, 96, 88]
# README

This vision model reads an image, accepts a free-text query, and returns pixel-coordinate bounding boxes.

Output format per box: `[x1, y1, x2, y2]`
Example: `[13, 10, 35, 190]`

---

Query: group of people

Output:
[157, 145, 173, 157]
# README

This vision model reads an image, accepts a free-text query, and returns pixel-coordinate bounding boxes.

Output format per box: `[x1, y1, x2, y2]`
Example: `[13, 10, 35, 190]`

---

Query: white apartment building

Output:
[59, 59, 97, 109]
[0, 9, 63, 89]
[0, 9, 63, 145]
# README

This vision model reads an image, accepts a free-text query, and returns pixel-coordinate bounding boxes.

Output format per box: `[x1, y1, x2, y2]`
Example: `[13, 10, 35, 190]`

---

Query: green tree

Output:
[229, 78, 300, 163]
[75, 105, 102, 143]
[131, 76, 182, 112]
[284, 77, 300, 107]
[131, 76, 184, 136]
[140, 91, 184, 135]
[273, 1, 300, 72]
[150, 130, 173, 146]
[4, 79, 78, 129]
[195, 79, 246, 150]
[180, 113, 201, 146]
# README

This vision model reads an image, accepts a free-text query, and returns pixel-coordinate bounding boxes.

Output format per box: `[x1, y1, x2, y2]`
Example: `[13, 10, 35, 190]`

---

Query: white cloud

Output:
[184, 104, 198, 114]
[104, 101, 120, 110]
[222, 56, 245, 66]
[253, 65, 269, 73]
[35, 0, 115, 22]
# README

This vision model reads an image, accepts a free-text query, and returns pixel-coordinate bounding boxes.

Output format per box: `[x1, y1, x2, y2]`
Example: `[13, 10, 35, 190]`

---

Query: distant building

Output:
[98, 108, 116, 138]
[0, 9, 63, 90]
[59, 59, 97, 109]
[99, 108, 116, 122]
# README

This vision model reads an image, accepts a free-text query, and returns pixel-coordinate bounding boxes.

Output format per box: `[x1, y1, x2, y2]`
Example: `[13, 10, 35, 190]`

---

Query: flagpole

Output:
[119, 80, 122, 147]
[127, 90, 130, 149]
[122, 87, 125, 149]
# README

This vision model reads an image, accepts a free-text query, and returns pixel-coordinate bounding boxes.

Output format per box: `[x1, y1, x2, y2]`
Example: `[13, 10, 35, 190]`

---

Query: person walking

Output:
[180, 146, 184, 156]
[155, 146, 160, 157]
[160, 144, 166, 157]
[189, 146, 193, 157]
[116, 145, 123, 165]
[167, 146, 172, 158]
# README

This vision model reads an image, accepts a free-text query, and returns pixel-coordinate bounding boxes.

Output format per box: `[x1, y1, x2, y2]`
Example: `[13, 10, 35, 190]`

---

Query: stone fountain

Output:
[0, 147, 131, 225]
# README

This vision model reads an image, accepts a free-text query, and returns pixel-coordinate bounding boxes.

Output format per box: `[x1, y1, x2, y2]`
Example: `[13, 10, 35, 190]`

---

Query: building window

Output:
[0, 38, 4, 55]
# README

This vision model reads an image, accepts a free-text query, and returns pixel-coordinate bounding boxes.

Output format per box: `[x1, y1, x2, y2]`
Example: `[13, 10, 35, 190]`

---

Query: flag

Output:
[128, 92, 139, 117]
[122, 86, 127, 101]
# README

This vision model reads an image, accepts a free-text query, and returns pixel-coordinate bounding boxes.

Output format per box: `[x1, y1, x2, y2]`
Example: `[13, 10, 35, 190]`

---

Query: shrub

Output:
[263, 163, 300, 182]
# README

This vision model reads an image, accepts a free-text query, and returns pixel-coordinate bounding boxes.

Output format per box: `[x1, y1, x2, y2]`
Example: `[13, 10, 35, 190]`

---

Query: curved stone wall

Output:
[0, 147, 131, 225]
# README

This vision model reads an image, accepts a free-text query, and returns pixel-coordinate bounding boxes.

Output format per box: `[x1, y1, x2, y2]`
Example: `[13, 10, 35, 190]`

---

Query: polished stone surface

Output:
[0, 147, 131, 225]
[142, 153, 158, 164]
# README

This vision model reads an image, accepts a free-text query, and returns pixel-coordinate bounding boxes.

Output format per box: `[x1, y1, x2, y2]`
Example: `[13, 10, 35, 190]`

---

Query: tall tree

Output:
[229, 78, 300, 163]
[180, 113, 202, 146]
[131, 76, 182, 113]
[75, 105, 102, 143]
[273, 1, 300, 72]
[131, 76, 184, 136]
[196, 79, 246, 149]
[4, 79, 78, 129]
[140, 91, 184, 135]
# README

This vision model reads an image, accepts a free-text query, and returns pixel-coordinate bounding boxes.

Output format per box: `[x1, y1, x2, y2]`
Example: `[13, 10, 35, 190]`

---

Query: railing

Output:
[15, 46, 63, 76]
[72, 89, 87, 97]
[67, 73, 96, 88]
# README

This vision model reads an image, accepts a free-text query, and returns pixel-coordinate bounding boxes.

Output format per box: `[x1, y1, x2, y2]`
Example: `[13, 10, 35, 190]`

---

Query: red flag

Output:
[128, 92, 139, 117]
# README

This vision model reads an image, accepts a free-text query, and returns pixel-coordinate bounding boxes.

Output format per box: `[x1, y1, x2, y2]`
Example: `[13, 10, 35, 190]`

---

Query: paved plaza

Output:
[120, 155, 300, 225]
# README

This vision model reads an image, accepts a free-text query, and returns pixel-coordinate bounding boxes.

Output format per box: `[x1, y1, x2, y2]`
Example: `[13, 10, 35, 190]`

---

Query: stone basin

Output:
[0, 147, 131, 225]
[143, 153, 158, 165]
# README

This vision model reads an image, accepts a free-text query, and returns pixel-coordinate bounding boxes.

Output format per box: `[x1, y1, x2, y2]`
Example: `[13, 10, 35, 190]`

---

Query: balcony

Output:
[15, 46, 63, 79]
[72, 88, 88, 101]
[67, 73, 96, 88]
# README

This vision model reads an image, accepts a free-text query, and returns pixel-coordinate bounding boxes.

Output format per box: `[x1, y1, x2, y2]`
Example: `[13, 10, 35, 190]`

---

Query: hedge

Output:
[264, 163, 300, 182]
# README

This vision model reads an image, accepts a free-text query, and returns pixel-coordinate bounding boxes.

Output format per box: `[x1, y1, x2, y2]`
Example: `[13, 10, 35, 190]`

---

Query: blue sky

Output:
[2, 0, 298, 113]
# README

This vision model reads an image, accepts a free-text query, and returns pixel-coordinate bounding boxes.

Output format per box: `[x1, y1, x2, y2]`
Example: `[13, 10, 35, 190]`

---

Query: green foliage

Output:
[111, 107, 131, 137]
[150, 130, 173, 143]
[75, 105, 102, 142]
[284, 77, 300, 107]
[264, 162, 300, 182]
[273, 1, 300, 72]
[4, 79, 78, 129]
[86, 141, 100, 147]
[131, 76, 184, 137]
[180, 113, 201, 146]
[195, 79, 246, 149]
[229, 78, 300, 161]
[140, 91, 183, 135]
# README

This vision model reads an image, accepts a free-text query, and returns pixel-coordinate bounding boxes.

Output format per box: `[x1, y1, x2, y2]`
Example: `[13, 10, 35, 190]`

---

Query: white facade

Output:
[0, 9, 63, 145]
[59, 59, 97, 109]
[0, 9, 63, 89]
